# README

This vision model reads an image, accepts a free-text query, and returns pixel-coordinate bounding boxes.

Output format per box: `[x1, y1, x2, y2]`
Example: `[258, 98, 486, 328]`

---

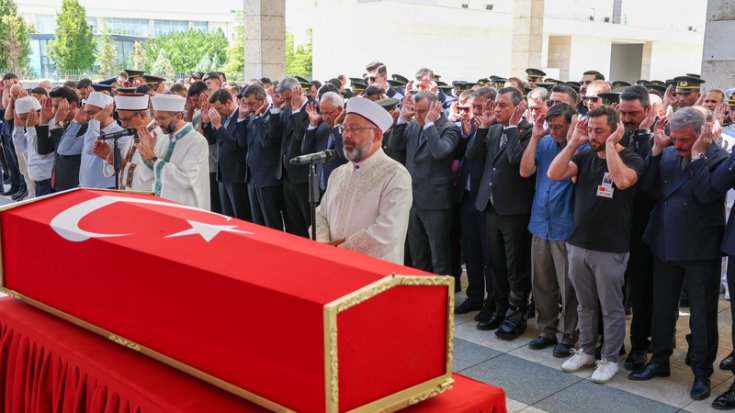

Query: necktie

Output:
[417, 130, 424, 150]
[680, 156, 690, 171]
[500, 133, 508, 148]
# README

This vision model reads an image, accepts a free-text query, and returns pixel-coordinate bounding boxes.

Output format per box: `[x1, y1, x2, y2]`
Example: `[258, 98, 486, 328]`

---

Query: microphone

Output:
[98, 128, 137, 140]
[290, 149, 337, 165]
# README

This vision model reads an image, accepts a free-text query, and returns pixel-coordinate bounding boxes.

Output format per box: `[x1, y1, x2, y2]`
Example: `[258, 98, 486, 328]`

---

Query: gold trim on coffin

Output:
[323, 274, 455, 413]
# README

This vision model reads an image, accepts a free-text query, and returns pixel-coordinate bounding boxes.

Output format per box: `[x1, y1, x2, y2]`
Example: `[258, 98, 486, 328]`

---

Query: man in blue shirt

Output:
[520, 102, 578, 358]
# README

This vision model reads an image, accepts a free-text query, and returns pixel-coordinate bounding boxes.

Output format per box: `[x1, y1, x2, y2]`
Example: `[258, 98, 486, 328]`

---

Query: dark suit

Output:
[639, 143, 728, 378]
[300, 121, 346, 195]
[203, 110, 251, 221]
[390, 115, 460, 276]
[280, 101, 314, 237]
[245, 109, 284, 230]
[466, 121, 534, 313]
[455, 125, 491, 305]
[35, 122, 84, 191]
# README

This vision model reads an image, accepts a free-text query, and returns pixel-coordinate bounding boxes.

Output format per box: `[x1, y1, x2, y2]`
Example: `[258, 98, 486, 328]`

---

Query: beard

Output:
[343, 139, 372, 163]
[589, 140, 605, 152]
[159, 119, 177, 134]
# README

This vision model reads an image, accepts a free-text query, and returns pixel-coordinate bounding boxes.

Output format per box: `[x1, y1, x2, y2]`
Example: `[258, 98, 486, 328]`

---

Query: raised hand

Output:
[93, 140, 112, 161]
[255, 98, 270, 116]
[692, 121, 716, 155]
[200, 97, 211, 123]
[40, 97, 55, 124]
[290, 86, 304, 111]
[400, 96, 415, 122]
[461, 117, 472, 136]
[715, 103, 728, 125]
[663, 85, 675, 111]
[652, 116, 670, 153]
[305, 102, 321, 126]
[272, 91, 284, 110]
[695, 88, 707, 107]
[531, 113, 549, 140]
[93, 104, 113, 122]
[607, 120, 625, 145]
[424, 100, 442, 124]
[134, 124, 157, 162]
[638, 104, 657, 130]
[73, 105, 88, 124]
[25, 109, 38, 127]
[479, 100, 496, 128]
[509, 100, 527, 126]
[208, 108, 222, 129]
[238, 97, 251, 119]
[569, 117, 589, 147]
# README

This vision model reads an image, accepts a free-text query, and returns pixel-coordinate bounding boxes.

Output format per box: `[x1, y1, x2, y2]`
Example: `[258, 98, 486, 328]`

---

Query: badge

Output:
[597, 172, 614, 198]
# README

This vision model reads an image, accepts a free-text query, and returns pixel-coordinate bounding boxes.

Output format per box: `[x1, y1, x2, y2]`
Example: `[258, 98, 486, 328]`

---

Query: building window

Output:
[155, 20, 189, 36]
[103, 18, 149, 37]
[191, 21, 209, 31]
[35, 15, 55, 33]
[87, 17, 99, 34]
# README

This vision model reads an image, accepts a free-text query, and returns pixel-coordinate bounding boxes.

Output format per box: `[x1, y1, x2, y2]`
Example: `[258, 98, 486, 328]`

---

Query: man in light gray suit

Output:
[390, 90, 460, 277]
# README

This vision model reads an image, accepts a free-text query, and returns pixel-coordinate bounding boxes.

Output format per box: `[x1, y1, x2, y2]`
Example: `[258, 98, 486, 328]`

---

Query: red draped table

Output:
[0, 297, 506, 412]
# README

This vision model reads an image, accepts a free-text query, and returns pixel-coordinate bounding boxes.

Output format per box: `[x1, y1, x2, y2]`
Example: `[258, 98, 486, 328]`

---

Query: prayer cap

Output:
[86, 91, 114, 109]
[151, 94, 186, 112]
[346, 97, 394, 133]
[114, 94, 149, 111]
[15, 96, 41, 114]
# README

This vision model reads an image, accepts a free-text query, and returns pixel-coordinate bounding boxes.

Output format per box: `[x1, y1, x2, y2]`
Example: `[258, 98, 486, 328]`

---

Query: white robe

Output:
[137, 123, 210, 210]
[315, 148, 412, 264]
[103, 120, 163, 192]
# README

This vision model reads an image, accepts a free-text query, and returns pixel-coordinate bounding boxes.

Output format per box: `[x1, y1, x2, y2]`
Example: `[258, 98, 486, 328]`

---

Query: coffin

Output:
[0, 189, 454, 412]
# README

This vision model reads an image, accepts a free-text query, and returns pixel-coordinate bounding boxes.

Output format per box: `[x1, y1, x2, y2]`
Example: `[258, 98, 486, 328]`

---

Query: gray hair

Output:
[669, 106, 706, 132]
[414, 90, 438, 104]
[320, 91, 344, 108]
[528, 87, 549, 102]
[277, 77, 299, 93]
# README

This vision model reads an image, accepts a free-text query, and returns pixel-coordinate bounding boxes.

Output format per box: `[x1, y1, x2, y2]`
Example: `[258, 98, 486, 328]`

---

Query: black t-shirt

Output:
[567, 147, 645, 253]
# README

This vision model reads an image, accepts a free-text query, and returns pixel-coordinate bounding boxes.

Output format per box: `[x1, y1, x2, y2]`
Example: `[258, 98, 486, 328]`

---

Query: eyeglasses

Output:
[545, 99, 564, 107]
[582, 96, 599, 102]
[459, 106, 471, 112]
[339, 125, 377, 135]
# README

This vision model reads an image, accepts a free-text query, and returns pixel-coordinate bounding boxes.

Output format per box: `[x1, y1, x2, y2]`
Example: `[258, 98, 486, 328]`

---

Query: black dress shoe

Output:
[455, 299, 482, 315]
[474, 305, 493, 323]
[529, 336, 557, 350]
[526, 301, 535, 319]
[628, 361, 671, 380]
[495, 310, 527, 341]
[713, 382, 735, 410]
[476, 313, 504, 331]
[720, 353, 735, 370]
[2, 186, 18, 196]
[553, 343, 573, 358]
[11, 190, 27, 201]
[691, 377, 711, 400]
[624, 348, 648, 371]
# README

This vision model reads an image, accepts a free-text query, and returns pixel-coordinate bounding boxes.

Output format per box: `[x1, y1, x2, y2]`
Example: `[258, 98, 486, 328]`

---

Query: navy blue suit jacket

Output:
[203, 110, 247, 184]
[245, 110, 282, 187]
[280, 98, 315, 185]
[454, 125, 484, 204]
[640, 144, 729, 262]
[710, 148, 735, 256]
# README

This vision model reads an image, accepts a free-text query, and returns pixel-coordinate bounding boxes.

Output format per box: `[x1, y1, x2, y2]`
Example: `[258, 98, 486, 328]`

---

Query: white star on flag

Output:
[165, 220, 254, 242]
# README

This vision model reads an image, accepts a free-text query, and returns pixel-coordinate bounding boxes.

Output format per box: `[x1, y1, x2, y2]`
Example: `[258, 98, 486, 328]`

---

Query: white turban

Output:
[15, 96, 41, 114]
[345, 97, 394, 133]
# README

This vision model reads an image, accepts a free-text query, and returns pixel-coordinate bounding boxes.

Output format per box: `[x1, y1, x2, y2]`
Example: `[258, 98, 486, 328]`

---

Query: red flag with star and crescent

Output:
[0, 189, 447, 412]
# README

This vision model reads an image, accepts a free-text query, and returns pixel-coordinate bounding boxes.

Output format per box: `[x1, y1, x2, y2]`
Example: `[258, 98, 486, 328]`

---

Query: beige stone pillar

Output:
[701, 0, 735, 90]
[243, 0, 286, 81]
[510, 0, 545, 77]
[547, 36, 571, 80]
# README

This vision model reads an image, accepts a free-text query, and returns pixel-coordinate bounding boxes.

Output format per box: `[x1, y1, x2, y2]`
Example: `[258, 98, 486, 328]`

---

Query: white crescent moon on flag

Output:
[49, 195, 228, 242]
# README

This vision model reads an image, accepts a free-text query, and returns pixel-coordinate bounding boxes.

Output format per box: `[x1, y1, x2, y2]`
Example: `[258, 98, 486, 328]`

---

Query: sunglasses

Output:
[546, 99, 564, 107]
[582, 96, 599, 102]
[459, 106, 471, 112]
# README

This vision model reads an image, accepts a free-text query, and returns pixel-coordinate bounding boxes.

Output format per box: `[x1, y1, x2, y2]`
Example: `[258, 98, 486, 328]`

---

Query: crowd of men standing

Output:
[2, 63, 735, 408]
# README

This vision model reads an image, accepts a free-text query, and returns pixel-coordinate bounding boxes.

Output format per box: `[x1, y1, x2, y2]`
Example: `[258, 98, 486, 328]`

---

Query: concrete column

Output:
[510, 0, 545, 77]
[640, 41, 653, 80]
[547, 36, 571, 80]
[243, 0, 285, 81]
[701, 0, 735, 90]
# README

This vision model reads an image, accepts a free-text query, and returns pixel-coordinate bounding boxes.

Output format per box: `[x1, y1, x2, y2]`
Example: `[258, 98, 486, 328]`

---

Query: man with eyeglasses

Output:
[582, 80, 612, 112]
[303, 91, 347, 197]
[57, 91, 126, 189]
[314, 97, 411, 264]
[578, 71, 606, 116]
[390, 90, 460, 279]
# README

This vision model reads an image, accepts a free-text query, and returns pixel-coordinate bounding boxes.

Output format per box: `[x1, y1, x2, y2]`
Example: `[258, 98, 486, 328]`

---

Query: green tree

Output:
[0, 0, 32, 73]
[285, 29, 312, 79]
[223, 25, 244, 81]
[142, 29, 228, 75]
[96, 25, 118, 76]
[151, 49, 174, 80]
[47, 0, 96, 70]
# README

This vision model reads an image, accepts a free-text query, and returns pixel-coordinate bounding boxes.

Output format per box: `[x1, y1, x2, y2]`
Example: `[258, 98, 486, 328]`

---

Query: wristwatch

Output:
[634, 128, 651, 135]
[151, 156, 158, 164]
[692, 152, 706, 161]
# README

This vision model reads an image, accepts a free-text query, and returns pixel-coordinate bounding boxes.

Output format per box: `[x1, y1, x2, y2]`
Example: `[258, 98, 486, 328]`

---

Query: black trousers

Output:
[210, 173, 222, 214]
[219, 182, 252, 221]
[459, 192, 491, 304]
[650, 256, 720, 378]
[626, 233, 654, 350]
[485, 206, 531, 312]
[282, 179, 310, 238]
[408, 206, 453, 276]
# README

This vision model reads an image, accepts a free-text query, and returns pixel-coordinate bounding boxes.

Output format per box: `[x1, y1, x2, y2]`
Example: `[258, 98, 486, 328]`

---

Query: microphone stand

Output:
[111, 136, 123, 190]
[308, 162, 320, 241]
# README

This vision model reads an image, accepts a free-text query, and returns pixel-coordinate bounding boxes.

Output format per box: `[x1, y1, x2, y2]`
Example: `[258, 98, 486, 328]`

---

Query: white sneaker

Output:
[590, 359, 619, 383]
[561, 349, 595, 372]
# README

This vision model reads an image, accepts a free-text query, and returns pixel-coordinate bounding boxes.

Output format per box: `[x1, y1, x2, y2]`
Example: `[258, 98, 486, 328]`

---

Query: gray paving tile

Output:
[452, 338, 501, 371]
[461, 354, 582, 405]
[535, 379, 680, 413]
